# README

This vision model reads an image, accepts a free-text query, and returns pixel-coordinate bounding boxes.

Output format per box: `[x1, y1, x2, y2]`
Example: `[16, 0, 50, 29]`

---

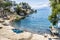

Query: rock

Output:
[0, 27, 2, 29]
[0, 36, 11, 40]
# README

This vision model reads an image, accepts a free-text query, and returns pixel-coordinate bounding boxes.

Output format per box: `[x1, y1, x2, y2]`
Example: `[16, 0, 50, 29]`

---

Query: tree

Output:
[19, 2, 31, 9]
[0, 1, 12, 17]
[15, 2, 33, 16]
[48, 0, 60, 26]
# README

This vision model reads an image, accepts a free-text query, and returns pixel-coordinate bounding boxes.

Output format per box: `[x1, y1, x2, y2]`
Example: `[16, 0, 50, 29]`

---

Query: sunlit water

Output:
[13, 7, 51, 34]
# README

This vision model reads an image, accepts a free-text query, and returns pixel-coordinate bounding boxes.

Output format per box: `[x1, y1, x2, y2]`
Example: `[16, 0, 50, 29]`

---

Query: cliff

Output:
[0, 0, 35, 21]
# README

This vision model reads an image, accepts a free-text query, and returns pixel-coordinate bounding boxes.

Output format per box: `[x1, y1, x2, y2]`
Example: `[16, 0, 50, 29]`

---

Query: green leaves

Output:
[56, 4, 60, 11]
[48, 15, 58, 25]
[0, 1, 12, 8]
[0, 0, 34, 20]
[16, 2, 32, 16]
[3, 2, 12, 7]
[48, 0, 60, 25]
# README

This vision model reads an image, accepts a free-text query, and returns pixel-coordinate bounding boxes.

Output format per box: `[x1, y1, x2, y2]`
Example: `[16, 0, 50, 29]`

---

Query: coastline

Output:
[0, 18, 59, 40]
[0, 0, 59, 40]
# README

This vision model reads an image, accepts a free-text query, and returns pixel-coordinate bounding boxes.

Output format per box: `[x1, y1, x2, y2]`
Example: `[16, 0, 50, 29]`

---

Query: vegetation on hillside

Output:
[0, 0, 34, 20]
[16, 2, 34, 16]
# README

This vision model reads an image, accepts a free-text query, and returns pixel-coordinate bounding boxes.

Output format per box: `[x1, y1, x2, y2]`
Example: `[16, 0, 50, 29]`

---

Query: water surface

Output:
[13, 7, 51, 34]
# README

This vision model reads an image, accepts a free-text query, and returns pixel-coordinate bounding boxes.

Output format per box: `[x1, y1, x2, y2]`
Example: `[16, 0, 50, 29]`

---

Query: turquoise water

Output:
[14, 7, 51, 33]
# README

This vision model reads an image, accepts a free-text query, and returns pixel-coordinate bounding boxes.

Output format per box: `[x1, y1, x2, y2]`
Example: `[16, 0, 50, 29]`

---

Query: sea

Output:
[13, 7, 52, 34]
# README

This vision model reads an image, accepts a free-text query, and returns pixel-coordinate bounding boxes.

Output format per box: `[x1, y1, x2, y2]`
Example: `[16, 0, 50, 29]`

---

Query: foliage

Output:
[0, 0, 34, 20]
[16, 2, 32, 16]
[0, 1, 12, 8]
[19, 2, 31, 9]
[48, 0, 60, 25]
[15, 5, 23, 15]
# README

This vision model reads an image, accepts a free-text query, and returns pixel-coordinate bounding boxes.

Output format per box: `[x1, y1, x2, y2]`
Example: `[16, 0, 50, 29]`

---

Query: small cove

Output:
[13, 7, 51, 34]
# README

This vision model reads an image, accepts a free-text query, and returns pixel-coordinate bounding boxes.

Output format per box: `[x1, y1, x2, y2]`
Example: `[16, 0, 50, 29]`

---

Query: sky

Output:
[12, 0, 50, 9]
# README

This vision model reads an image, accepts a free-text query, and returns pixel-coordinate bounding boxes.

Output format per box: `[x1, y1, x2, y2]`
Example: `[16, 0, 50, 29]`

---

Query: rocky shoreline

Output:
[0, 18, 59, 40]
[0, 0, 58, 40]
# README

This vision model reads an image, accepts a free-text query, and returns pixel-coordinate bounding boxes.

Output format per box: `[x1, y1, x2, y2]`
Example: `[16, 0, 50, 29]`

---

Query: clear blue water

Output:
[13, 7, 51, 33]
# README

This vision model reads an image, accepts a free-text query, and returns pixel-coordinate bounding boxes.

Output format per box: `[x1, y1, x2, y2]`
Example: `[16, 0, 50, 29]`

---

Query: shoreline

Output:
[11, 22, 50, 35]
[0, 19, 59, 40]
